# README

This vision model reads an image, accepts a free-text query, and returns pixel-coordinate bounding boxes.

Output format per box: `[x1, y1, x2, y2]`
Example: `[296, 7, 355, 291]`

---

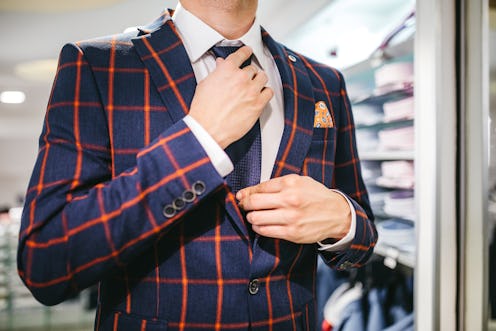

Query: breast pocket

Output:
[303, 128, 337, 185]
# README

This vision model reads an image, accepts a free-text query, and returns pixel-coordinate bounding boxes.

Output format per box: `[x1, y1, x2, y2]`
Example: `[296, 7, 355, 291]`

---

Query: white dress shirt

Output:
[172, 3, 355, 251]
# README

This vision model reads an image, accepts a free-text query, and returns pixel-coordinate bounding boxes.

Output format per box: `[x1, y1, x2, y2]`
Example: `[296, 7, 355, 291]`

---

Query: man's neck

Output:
[180, 0, 257, 40]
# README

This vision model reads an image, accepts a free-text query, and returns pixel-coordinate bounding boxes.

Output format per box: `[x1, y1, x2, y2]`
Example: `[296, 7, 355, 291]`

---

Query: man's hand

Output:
[189, 46, 274, 149]
[236, 174, 352, 244]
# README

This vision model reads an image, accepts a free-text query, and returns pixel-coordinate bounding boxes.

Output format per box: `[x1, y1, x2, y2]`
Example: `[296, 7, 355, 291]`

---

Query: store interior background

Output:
[0, 0, 495, 330]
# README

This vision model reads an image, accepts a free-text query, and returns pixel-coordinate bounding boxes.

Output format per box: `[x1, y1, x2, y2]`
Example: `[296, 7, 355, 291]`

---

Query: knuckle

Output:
[253, 193, 265, 204]
[284, 174, 300, 187]
[248, 194, 258, 207]
[243, 68, 253, 80]
[285, 209, 300, 224]
[285, 192, 301, 208]
[257, 71, 268, 81]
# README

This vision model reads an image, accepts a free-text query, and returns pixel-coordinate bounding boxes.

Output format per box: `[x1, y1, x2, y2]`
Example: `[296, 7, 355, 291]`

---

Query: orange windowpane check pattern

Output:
[17, 10, 376, 331]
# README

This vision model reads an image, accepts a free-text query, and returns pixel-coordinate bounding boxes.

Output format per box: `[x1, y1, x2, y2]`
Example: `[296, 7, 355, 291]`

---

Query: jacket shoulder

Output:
[73, 10, 169, 56]
[284, 47, 345, 95]
[295, 50, 343, 83]
[74, 30, 138, 55]
[55, 29, 144, 69]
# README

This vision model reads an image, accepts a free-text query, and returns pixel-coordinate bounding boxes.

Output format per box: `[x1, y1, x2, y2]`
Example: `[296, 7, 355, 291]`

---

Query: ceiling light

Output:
[0, 91, 26, 104]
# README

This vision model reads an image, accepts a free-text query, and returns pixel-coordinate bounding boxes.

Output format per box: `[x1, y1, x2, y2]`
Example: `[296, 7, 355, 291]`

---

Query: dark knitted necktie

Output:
[210, 45, 261, 194]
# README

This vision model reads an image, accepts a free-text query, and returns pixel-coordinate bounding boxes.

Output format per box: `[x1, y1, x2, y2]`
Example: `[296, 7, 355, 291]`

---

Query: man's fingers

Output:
[259, 87, 274, 104]
[226, 45, 253, 68]
[246, 209, 287, 226]
[251, 224, 288, 241]
[239, 192, 282, 211]
[242, 64, 258, 79]
[236, 177, 284, 200]
[252, 70, 269, 86]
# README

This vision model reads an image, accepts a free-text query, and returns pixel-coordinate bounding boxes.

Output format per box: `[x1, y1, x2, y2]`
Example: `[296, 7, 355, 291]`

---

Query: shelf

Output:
[340, 20, 417, 275]
[359, 150, 414, 161]
[356, 119, 413, 131]
[351, 82, 414, 105]
[371, 208, 415, 222]
[373, 243, 415, 269]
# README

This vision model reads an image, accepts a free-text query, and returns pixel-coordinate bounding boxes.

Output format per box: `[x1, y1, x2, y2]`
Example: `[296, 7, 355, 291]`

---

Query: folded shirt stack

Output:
[376, 219, 415, 253]
[376, 160, 415, 190]
[383, 97, 414, 122]
[356, 129, 379, 152]
[378, 126, 414, 151]
[374, 62, 414, 95]
[353, 104, 384, 126]
[383, 190, 415, 221]
[361, 161, 382, 184]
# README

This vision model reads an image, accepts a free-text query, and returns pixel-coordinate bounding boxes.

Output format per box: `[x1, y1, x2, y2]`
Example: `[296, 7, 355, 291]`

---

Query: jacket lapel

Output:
[262, 30, 315, 178]
[132, 12, 251, 242]
[132, 11, 197, 124]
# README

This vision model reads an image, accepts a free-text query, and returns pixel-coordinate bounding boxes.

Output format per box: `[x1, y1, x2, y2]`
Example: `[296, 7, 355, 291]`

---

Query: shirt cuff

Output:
[317, 189, 357, 252]
[183, 115, 233, 178]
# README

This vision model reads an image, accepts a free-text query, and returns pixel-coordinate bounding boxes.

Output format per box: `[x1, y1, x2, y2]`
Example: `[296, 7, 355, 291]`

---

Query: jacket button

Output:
[162, 205, 176, 218]
[173, 197, 186, 211]
[248, 279, 259, 295]
[182, 189, 196, 202]
[339, 261, 353, 270]
[193, 181, 206, 196]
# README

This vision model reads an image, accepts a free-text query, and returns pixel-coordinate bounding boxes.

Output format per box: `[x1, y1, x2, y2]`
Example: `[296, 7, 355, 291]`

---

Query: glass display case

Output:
[285, 1, 420, 329]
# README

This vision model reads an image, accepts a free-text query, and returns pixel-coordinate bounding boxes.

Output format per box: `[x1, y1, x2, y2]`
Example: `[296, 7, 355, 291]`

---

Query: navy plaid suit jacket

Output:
[17, 10, 377, 331]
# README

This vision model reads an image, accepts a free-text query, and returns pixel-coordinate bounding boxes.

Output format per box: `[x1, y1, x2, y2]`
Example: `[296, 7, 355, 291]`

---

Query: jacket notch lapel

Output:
[132, 14, 197, 124]
[133, 14, 253, 240]
[262, 30, 315, 178]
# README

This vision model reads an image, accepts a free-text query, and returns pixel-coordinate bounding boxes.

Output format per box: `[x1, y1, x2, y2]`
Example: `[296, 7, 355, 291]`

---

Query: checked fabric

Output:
[16, 10, 377, 330]
[210, 45, 261, 194]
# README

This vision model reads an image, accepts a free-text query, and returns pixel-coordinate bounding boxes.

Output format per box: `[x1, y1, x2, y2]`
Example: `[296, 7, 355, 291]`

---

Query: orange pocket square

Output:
[314, 101, 334, 128]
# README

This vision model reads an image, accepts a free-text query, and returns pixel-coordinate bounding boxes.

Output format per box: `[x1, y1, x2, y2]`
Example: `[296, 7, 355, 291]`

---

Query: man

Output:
[17, 0, 376, 330]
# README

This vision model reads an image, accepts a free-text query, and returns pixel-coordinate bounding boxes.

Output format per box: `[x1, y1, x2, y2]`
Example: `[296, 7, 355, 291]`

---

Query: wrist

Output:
[327, 190, 352, 240]
[189, 112, 231, 149]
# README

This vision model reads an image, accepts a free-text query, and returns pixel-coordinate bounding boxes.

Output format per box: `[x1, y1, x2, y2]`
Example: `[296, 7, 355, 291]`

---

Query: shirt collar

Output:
[172, 2, 266, 69]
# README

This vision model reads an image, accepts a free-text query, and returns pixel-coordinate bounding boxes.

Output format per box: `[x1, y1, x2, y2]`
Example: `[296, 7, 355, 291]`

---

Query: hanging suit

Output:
[17, 10, 377, 331]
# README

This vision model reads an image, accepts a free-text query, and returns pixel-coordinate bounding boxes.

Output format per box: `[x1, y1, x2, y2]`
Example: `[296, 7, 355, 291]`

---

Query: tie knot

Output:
[210, 45, 242, 59]
[210, 45, 252, 68]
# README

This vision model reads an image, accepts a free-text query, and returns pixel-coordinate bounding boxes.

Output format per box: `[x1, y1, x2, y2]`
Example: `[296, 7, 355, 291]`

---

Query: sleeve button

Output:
[173, 197, 186, 211]
[339, 261, 353, 270]
[162, 205, 176, 218]
[192, 181, 206, 196]
[182, 190, 196, 203]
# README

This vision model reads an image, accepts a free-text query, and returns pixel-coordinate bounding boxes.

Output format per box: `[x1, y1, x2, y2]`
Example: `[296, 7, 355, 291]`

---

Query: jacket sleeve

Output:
[319, 70, 378, 270]
[17, 43, 225, 305]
